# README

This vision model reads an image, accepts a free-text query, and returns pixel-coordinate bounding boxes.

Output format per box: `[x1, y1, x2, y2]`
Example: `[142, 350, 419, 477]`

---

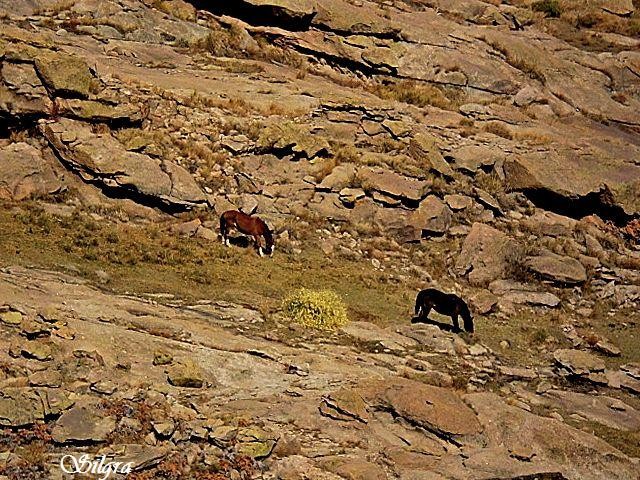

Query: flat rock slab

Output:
[554, 348, 606, 375]
[52, 400, 116, 443]
[526, 252, 587, 284]
[408, 133, 455, 178]
[320, 387, 369, 423]
[357, 166, 429, 203]
[600, 0, 635, 15]
[544, 390, 640, 431]
[341, 321, 417, 350]
[362, 377, 482, 437]
[500, 290, 561, 308]
[466, 392, 637, 480]
[34, 51, 94, 98]
[114, 444, 170, 471]
[319, 455, 387, 480]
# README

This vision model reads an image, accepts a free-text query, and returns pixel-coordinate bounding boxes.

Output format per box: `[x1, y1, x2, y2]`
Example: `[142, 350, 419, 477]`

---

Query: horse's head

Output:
[263, 228, 275, 257]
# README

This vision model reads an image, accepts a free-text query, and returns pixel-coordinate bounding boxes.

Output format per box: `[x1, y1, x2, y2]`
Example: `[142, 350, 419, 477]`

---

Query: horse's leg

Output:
[254, 235, 264, 257]
[220, 216, 229, 246]
[451, 314, 461, 332]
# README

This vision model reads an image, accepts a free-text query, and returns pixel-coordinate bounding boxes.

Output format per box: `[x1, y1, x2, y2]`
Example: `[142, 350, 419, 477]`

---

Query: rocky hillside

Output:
[1, 0, 640, 479]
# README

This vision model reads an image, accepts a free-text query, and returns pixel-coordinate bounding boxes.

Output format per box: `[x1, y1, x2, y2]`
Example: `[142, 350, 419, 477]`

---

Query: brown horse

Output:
[220, 210, 274, 257]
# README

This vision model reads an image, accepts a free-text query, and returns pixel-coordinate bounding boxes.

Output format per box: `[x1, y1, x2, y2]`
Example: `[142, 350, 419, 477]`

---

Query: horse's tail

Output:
[461, 302, 474, 333]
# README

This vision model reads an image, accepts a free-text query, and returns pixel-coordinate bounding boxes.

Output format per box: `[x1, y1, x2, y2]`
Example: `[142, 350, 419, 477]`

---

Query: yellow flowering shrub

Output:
[282, 288, 349, 331]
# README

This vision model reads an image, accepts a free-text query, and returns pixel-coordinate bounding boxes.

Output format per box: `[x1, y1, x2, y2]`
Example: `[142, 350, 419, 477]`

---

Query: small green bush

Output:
[282, 288, 349, 331]
[532, 0, 561, 18]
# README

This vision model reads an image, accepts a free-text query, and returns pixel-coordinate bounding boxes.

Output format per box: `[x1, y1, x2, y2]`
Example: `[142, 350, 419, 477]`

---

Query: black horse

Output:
[412, 288, 474, 333]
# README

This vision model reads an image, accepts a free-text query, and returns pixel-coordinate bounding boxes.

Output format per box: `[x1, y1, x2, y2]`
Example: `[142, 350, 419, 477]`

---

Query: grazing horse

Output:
[220, 210, 274, 257]
[412, 288, 474, 333]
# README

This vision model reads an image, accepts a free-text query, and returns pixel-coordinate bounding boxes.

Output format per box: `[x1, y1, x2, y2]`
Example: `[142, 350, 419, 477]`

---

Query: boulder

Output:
[258, 121, 330, 159]
[167, 361, 205, 388]
[409, 195, 452, 236]
[513, 85, 544, 107]
[0, 388, 47, 427]
[455, 223, 521, 286]
[40, 119, 206, 208]
[0, 143, 62, 201]
[0, 310, 22, 325]
[526, 252, 587, 284]
[521, 210, 577, 238]
[408, 133, 455, 178]
[154, 0, 197, 21]
[318, 164, 357, 192]
[450, 145, 502, 174]
[445, 194, 474, 211]
[338, 187, 365, 207]
[34, 51, 95, 98]
[235, 427, 278, 459]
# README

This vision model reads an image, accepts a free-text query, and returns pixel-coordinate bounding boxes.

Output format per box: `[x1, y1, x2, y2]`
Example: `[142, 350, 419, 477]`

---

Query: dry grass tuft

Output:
[367, 80, 463, 110]
[312, 157, 339, 182]
[513, 128, 552, 145]
[482, 121, 514, 140]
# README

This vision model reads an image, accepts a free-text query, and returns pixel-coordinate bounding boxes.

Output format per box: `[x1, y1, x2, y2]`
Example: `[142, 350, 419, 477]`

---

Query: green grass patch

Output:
[0, 202, 414, 326]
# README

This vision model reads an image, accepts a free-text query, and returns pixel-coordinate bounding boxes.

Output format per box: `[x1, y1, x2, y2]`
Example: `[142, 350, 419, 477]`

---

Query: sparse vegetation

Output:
[482, 121, 514, 140]
[34, 0, 76, 15]
[1, 203, 413, 325]
[333, 145, 360, 164]
[513, 128, 552, 145]
[532, 0, 561, 18]
[282, 288, 349, 331]
[485, 37, 546, 82]
[367, 80, 464, 111]
[312, 157, 339, 182]
[193, 23, 309, 72]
